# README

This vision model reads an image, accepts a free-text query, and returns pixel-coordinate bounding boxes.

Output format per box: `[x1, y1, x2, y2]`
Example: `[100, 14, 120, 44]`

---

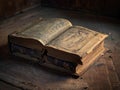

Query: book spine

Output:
[9, 42, 77, 73]
[9, 42, 44, 62]
[45, 55, 77, 72]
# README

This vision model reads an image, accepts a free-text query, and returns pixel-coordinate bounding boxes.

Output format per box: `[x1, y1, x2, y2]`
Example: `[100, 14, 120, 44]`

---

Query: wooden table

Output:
[0, 7, 120, 90]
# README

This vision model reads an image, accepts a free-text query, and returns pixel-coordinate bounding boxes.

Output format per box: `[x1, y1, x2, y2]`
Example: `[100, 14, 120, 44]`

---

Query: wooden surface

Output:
[0, 57, 88, 90]
[0, 7, 120, 90]
[0, 0, 41, 20]
[0, 81, 21, 90]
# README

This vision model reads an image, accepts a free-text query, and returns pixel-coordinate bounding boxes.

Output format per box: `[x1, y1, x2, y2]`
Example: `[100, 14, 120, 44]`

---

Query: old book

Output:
[8, 18, 108, 76]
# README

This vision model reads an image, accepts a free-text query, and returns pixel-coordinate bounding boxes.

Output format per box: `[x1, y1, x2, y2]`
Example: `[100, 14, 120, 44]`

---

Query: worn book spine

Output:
[43, 55, 77, 72]
[9, 43, 44, 62]
[8, 42, 78, 74]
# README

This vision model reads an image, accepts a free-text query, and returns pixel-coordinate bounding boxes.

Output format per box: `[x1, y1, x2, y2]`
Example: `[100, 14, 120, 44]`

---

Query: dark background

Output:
[0, 0, 120, 20]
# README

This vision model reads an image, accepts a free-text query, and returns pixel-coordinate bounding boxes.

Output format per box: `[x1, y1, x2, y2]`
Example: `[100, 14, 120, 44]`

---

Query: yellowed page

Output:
[46, 26, 108, 63]
[14, 18, 72, 45]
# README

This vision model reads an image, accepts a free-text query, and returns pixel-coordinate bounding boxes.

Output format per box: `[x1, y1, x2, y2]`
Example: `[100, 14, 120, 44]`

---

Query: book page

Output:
[47, 26, 107, 58]
[15, 18, 72, 45]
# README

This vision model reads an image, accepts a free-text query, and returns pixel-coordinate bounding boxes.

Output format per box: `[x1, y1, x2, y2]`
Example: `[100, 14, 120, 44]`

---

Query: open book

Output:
[8, 18, 108, 76]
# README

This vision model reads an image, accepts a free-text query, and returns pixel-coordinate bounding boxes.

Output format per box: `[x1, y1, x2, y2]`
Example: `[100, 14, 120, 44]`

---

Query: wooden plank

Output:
[0, 80, 21, 90]
[0, 0, 41, 19]
[82, 56, 111, 90]
[104, 50, 120, 90]
[112, 45, 120, 80]
[0, 57, 88, 90]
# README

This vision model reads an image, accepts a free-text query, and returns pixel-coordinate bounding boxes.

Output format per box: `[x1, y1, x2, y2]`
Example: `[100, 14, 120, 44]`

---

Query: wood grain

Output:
[0, 0, 41, 20]
[0, 6, 120, 90]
